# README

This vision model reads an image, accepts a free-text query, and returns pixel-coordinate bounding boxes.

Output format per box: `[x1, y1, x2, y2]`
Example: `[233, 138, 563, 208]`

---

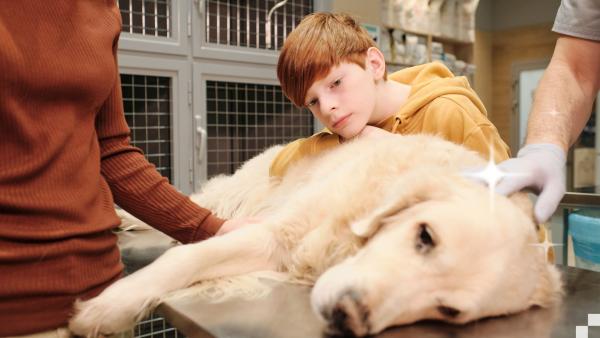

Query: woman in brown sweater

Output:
[0, 2, 245, 336]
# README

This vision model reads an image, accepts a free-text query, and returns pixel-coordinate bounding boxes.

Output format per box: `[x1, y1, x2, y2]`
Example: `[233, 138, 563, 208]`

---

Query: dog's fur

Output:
[69, 134, 562, 337]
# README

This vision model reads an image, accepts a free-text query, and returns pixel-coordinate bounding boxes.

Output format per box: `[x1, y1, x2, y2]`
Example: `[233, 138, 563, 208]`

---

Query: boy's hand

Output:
[495, 143, 566, 223]
[216, 217, 261, 236]
[356, 125, 392, 139]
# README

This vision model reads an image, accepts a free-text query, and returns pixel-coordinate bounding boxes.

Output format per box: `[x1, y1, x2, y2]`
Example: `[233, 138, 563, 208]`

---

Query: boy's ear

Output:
[366, 47, 386, 81]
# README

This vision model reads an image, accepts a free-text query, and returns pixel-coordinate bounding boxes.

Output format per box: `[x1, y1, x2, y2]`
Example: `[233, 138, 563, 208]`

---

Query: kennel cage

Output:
[117, 0, 314, 336]
[205, 80, 313, 178]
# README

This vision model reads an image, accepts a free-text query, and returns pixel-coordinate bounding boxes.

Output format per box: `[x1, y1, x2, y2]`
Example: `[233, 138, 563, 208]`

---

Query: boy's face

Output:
[303, 61, 378, 139]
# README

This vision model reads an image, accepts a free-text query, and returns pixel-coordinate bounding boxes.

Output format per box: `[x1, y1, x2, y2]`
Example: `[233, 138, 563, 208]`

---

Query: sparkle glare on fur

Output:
[460, 144, 519, 211]
[461, 144, 562, 258]
[531, 229, 564, 258]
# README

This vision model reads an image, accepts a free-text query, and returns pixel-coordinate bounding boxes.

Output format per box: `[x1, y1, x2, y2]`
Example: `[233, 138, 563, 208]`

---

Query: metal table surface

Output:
[157, 266, 600, 338]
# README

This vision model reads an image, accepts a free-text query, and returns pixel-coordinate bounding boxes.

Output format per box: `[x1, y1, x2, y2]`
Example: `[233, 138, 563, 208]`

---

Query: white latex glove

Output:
[495, 143, 566, 224]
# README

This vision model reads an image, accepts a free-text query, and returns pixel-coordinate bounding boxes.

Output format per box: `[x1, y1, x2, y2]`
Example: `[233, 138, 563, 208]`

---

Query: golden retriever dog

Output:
[69, 134, 562, 337]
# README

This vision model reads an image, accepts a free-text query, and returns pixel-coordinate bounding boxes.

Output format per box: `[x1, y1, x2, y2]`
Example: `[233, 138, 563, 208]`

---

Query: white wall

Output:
[476, 0, 493, 31]
[333, 0, 561, 32]
[476, 0, 561, 31]
[518, 69, 545, 147]
[332, 0, 382, 25]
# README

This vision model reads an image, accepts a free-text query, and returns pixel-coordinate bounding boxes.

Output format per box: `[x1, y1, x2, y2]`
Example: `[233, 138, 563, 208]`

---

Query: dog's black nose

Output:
[324, 289, 371, 338]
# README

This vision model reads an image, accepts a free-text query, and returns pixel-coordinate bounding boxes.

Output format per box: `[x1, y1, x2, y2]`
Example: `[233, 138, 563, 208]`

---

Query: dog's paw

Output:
[69, 281, 158, 337]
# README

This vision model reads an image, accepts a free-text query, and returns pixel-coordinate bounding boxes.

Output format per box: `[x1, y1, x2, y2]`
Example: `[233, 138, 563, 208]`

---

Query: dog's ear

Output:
[508, 192, 539, 230]
[350, 198, 416, 238]
[350, 172, 454, 238]
[528, 262, 563, 308]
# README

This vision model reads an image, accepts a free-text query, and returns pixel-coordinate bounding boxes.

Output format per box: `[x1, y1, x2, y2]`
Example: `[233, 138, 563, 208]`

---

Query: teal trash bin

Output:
[569, 209, 600, 272]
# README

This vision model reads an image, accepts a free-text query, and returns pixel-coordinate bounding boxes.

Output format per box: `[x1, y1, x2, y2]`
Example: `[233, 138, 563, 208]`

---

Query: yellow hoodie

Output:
[270, 62, 510, 178]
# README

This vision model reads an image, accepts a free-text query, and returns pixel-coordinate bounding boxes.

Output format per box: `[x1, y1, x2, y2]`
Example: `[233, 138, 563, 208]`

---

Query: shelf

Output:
[385, 61, 420, 68]
[383, 24, 475, 65]
[383, 25, 474, 45]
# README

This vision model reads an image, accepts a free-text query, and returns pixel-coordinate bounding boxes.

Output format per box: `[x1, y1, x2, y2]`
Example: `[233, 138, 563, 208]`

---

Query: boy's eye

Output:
[332, 79, 341, 87]
[306, 99, 318, 107]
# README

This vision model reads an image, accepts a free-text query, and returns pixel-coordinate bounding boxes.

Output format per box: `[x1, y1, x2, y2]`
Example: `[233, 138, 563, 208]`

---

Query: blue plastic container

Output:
[569, 209, 600, 272]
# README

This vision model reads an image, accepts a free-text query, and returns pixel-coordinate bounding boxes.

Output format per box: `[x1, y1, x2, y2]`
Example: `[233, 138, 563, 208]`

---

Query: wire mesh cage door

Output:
[198, 0, 316, 179]
[122, 74, 174, 181]
[119, 0, 172, 37]
[204, 0, 313, 50]
[205, 80, 313, 178]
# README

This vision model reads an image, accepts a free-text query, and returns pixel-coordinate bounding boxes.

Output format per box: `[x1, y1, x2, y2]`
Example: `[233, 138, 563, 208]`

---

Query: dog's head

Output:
[311, 169, 562, 336]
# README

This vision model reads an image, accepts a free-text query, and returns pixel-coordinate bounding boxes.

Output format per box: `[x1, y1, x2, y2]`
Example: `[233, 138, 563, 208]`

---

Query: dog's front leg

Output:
[69, 225, 278, 337]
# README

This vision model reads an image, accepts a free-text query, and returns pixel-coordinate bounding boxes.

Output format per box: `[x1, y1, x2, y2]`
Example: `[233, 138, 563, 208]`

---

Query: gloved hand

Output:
[495, 143, 566, 224]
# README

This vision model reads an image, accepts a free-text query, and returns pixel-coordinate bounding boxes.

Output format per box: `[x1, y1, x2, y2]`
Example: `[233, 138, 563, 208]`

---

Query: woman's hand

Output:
[216, 217, 262, 236]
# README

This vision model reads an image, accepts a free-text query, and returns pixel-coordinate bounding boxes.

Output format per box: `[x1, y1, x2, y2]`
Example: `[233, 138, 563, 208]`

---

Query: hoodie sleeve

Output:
[97, 33, 225, 243]
[270, 132, 341, 177]
[420, 95, 510, 162]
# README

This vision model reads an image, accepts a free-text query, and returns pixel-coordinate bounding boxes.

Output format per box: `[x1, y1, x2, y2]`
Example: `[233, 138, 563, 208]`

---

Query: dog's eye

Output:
[416, 223, 435, 254]
[437, 305, 461, 318]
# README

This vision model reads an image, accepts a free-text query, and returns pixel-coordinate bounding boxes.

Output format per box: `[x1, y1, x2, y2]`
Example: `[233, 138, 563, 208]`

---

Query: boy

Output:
[270, 12, 510, 177]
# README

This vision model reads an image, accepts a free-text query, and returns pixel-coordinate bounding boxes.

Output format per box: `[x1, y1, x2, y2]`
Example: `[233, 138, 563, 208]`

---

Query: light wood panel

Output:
[490, 24, 557, 152]
[474, 30, 493, 113]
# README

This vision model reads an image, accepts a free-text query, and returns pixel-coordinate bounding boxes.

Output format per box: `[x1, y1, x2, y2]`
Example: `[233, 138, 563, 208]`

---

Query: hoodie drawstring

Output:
[392, 117, 401, 134]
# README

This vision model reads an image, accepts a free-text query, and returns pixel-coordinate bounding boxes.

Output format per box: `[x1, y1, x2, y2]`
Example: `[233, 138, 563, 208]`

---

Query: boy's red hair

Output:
[277, 12, 385, 107]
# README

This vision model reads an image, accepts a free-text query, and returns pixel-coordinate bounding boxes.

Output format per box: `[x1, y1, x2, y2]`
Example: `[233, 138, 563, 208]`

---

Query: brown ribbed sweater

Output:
[0, 2, 224, 335]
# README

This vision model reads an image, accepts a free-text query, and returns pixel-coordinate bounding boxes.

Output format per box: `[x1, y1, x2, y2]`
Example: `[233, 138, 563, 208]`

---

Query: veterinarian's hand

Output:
[495, 143, 566, 224]
[216, 217, 261, 236]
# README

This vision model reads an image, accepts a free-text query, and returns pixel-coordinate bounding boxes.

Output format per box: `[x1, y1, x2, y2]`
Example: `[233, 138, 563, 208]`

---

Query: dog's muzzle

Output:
[321, 288, 371, 337]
